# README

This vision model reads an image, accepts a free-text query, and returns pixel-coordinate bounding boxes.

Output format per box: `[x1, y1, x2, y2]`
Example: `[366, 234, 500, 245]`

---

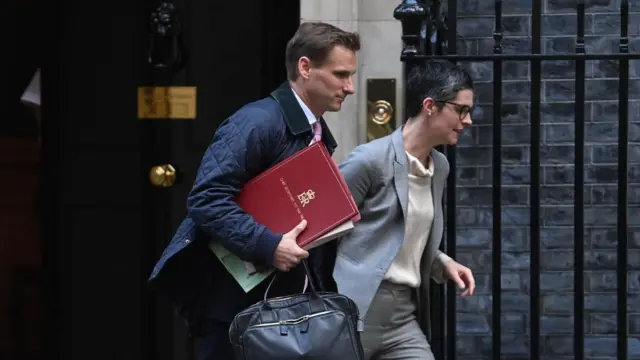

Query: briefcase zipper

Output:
[250, 310, 334, 328]
[263, 294, 297, 302]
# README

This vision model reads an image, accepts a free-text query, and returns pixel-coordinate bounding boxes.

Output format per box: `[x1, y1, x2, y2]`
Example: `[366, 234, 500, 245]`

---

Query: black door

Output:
[43, 1, 299, 359]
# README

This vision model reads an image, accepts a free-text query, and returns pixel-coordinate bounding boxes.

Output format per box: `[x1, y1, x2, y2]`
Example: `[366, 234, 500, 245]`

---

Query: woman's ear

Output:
[422, 97, 437, 116]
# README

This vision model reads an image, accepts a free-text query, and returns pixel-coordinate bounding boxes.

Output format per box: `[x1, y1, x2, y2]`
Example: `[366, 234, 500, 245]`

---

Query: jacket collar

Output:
[270, 82, 338, 153]
[391, 126, 446, 172]
[391, 127, 407, 165]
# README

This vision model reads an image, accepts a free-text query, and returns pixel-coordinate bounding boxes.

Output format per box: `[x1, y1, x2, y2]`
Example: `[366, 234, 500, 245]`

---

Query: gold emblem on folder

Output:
[297, 190, 316, 207]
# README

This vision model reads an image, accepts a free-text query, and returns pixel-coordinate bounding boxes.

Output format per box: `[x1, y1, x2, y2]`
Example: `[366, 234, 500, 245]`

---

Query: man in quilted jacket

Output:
[148, 22, 360, 360]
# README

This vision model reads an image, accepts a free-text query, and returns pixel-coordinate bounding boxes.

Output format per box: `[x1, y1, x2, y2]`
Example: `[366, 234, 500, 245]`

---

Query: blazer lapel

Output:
[431, 154, 445, 217]
[391, 128, 409, 218]
[428, 152, 447, 252]
[418, 150, 448, 280]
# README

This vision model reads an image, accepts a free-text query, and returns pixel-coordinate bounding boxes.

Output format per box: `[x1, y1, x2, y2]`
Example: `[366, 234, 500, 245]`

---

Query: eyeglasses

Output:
[435, 100, 473, 120]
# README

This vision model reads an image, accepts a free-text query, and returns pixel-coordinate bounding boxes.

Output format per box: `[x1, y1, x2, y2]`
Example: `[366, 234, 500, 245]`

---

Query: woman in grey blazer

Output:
[333, 60, 477, 360]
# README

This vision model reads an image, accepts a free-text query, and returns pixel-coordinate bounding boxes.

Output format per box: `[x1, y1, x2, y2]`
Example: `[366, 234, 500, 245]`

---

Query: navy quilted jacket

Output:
[148, 82, 339, 335]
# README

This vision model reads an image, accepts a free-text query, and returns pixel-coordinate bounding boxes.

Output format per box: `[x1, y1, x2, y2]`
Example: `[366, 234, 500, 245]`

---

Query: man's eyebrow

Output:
[333, 70, 355, 77]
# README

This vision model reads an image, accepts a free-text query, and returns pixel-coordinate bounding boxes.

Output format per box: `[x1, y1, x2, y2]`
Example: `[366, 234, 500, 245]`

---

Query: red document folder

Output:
[236, 142, 360, 249]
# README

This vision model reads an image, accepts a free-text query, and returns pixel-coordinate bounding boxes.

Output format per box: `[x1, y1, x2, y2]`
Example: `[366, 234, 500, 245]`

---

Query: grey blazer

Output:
[332, 127, 450, 337]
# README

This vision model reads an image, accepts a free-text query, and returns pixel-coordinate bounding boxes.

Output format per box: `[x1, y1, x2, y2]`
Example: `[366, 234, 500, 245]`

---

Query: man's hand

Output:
[272, 220, 310, 272]
[444, 260, 475, 297]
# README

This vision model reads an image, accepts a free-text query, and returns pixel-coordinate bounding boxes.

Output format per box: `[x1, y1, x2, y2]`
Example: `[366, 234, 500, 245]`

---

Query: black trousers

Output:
[194, 320, 234, 360]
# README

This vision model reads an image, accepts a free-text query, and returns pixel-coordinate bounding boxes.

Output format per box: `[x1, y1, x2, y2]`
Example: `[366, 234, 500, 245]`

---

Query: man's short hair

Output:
[405, 60, 474, 119]
[285, 22, 360, 81]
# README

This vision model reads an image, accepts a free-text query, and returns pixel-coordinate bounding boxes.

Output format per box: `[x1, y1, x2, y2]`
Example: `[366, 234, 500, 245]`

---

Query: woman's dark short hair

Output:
[405, 60, 474, 119]
[285, 22, 361, 81]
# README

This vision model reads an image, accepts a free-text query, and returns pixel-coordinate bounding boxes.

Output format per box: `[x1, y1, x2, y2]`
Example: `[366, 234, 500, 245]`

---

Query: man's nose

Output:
[344, 79, 355, 94]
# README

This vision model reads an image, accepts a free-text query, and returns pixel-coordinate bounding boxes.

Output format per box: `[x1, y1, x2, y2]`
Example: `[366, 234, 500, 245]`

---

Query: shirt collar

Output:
[405, 151, 434, 177]
[291, 89, 318, 126]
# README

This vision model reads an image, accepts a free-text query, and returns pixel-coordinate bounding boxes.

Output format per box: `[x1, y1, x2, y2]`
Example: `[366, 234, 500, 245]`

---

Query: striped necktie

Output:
[309, 122, 322, 145]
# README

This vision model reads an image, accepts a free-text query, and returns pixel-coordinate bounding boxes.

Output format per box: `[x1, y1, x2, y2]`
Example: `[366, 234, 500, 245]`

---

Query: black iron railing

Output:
[394, 0, 635, 359]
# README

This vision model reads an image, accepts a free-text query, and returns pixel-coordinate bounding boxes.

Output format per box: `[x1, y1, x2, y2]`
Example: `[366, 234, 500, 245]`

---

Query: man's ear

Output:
[298, 57, 311, 79]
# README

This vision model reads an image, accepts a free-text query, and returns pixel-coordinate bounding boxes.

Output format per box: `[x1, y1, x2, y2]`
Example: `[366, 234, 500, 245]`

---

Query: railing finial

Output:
[393, 0, 426, 59]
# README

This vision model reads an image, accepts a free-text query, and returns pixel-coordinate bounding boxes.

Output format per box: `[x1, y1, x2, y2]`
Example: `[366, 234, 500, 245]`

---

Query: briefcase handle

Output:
[261, 260, 327, 314]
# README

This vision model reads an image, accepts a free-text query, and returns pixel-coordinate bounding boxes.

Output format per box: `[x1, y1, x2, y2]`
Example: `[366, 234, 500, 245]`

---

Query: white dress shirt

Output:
[291, 89, 317, 126]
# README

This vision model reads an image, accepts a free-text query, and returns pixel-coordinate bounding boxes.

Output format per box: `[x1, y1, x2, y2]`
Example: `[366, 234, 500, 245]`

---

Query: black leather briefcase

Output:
[229, 261, 365, 359]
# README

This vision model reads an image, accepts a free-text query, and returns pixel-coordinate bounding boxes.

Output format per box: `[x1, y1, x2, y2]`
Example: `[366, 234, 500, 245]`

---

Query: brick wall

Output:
[447, 0, 640, 359]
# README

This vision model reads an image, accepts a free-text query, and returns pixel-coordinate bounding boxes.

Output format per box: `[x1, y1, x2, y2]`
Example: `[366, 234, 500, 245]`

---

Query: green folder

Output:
[208, 242, 274, 293]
